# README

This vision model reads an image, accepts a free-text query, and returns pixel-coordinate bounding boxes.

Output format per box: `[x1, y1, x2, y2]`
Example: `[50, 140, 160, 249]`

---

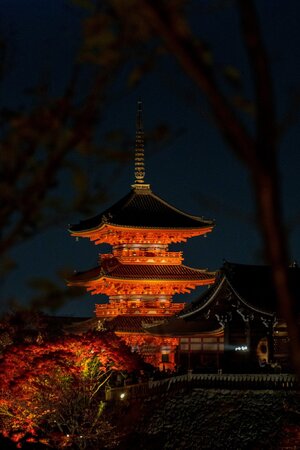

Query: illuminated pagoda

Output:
[68, 101, 215, 369]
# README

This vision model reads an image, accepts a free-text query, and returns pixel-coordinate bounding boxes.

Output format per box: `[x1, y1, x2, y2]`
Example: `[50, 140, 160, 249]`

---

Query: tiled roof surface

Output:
[146, 316, 221, 336]
[108, 315, 165, 333]
[147, 262, 300, 336]
[69, 188, 214, 232]
[222, 262, 300, 314]
[69, 260, 215, 282]
[180, 261, 300, 318]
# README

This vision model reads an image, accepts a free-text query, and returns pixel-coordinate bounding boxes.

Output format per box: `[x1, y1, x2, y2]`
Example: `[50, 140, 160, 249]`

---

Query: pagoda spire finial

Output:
[132, 100, 150, 190]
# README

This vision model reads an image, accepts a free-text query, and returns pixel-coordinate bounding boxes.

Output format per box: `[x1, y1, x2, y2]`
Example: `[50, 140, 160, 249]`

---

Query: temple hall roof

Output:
[145, 261, 300, 336]
[181, 261, 300, 317]
[225, 261, 300, 314]
[69, 187, 214, 233]
[145, 315, 222, 336]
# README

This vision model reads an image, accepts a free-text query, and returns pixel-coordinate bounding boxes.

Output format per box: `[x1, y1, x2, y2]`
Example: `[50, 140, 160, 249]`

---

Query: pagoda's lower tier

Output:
[96, 296, 185, 317]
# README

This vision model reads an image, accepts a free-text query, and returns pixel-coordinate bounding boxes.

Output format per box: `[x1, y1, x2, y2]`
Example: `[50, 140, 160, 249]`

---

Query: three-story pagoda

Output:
[67, 102, 216, 368]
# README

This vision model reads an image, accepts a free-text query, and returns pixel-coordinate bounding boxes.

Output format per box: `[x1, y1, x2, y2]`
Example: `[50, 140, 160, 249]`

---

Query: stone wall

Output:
[116, 388, 300, 449]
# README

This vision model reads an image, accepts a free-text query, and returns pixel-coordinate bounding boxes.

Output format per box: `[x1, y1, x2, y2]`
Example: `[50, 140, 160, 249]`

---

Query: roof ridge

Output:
[224, 275, 274, 317]
[180, 263, 214, 274]
[69, 262, 216, 282]
[109, 259, 215, 273]
[149, 189, 214, 225]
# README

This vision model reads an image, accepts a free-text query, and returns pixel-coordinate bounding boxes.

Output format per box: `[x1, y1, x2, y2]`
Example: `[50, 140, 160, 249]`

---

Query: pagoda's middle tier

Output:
[67, 256, 216, 296]
[101, 243, 183, 265]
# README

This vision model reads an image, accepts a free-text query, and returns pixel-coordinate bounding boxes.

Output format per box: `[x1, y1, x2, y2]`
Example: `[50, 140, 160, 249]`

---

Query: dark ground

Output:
[1, 388, 300, 449]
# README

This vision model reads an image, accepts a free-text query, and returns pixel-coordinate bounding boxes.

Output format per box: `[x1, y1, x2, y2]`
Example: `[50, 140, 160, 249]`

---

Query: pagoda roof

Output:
[107, 315, 166, 334]
[57, 315, 162, 334]
[68, 258, 215, 283]
[69, 187, 214, 233]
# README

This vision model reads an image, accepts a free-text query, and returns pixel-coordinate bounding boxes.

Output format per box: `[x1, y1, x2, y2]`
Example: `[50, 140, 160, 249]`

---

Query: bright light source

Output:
[120, 392, 126, 399]
[234, 346, 248, 351]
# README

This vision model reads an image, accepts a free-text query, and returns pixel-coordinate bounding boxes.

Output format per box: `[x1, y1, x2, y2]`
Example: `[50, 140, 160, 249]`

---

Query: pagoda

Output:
[67, 102, 216, 369]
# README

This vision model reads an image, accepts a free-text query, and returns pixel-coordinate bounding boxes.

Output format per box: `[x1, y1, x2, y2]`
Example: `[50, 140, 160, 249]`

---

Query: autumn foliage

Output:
[0, 330, 144, 448]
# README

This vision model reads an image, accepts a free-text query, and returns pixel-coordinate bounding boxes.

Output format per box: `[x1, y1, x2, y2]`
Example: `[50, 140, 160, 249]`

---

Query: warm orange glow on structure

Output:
[68, 102, 216, 369]
[70, 223, 213, 245]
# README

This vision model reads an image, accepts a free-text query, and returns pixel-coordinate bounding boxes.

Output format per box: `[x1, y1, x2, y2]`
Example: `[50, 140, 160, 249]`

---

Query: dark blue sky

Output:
[1, 1, 300, 316]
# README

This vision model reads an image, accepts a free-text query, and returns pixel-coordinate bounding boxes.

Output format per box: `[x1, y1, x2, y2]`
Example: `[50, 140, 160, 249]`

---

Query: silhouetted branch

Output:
[133, 0, 300, 374]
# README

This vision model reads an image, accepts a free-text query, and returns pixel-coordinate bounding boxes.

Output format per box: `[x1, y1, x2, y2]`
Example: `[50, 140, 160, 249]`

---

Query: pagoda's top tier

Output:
[69, 186, 214, 234]
[69, 101, 214, 243]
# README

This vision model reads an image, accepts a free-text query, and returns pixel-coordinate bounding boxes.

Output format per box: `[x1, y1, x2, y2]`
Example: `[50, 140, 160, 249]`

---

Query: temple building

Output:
[67, 102, 216, 369]
[147, 261, 299, 373]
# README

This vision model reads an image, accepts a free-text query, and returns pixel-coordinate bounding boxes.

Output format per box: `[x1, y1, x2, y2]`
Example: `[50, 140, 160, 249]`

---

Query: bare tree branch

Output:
[132, 0, 300, 374]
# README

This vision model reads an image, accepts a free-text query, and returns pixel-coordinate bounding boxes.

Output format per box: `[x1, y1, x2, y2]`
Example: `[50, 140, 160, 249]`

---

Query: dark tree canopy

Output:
[0, 0, 299, 370]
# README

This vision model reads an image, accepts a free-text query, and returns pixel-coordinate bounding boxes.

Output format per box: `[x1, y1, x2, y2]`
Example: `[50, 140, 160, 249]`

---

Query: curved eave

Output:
[179, 276, 226, 318]
[67, 263, 215, 283]
[179, 273, 275, 320]
[144, 318, 223, 337]
[143, 190, 214, 225]
[69, 188, 215, 234]
[68, 222, 106, 236]
[68, 274, 216, 286]
[225, 276, 275, 317]
[146, 327, 224, 338]
[69, 223, 214, 238]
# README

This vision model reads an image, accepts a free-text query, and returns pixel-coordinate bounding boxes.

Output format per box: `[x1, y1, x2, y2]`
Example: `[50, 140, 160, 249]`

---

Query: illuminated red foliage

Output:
[0, 331, 143, 448]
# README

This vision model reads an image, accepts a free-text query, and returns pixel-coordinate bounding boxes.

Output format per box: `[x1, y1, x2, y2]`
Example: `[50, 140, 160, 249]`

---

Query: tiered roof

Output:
[61, 316, 163, 335]
[68, 101, 216, 318]
[70, 100, 214, 237]
[68, 258, 215, 283]
[69, 187, 214, 234]
[106, 315, 165, 334]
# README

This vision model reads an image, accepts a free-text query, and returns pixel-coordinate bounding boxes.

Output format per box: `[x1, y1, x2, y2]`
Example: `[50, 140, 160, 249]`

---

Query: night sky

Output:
[1, 1, 300, 316]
